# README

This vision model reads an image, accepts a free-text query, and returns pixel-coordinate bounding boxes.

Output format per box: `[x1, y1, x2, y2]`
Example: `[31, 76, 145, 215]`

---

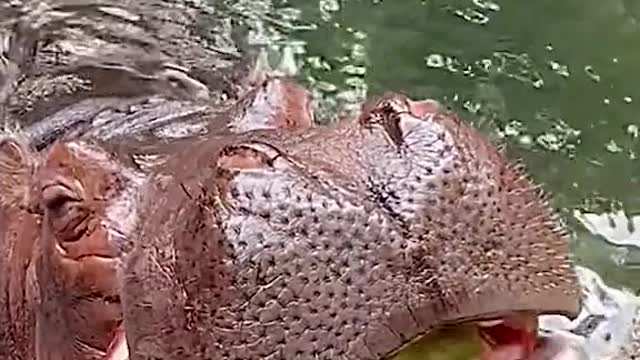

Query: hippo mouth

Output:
[98, 313, 566, 360]
[390, 313, 567, 360]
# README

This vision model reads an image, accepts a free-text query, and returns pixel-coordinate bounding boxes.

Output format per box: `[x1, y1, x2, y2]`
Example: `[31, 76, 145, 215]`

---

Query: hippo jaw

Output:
[121, 93, 580, 359]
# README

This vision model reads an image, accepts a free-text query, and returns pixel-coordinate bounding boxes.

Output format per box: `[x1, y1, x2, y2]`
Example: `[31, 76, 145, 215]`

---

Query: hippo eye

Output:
[41, 183, 89, 242]
[41, 183, 81, 211]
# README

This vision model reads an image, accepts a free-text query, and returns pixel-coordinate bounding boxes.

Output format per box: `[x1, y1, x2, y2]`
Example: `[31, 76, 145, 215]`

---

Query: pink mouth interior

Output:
[478, 315, 539, 360]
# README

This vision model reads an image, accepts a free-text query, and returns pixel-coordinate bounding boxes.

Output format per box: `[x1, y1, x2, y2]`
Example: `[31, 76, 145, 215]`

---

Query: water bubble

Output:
[476, 58, 493, 71]
[453, 8, 490, 25]
[425, 54, 445, 68]
[445, 56, 463, 73]
[532, 79, 544, 88]
[606, 140, 623, 153]
[585, 65, 601, 82]
[339, 64, 366, 76]
[314, 81, 337, 93]
[549, 61, 570, 77]
[350, 43, 367, 62]
[537, 133, 562, 151]
[353, 30, 367, 40]
[462, 100, 481, 114]
[472, 0, 501, 11]
[504, 120, 524, 136]
[519, 134, 533, 146]
[493, 51, 545, 88]
[306, 56, 332, 71]
[319, 0, 340, 15]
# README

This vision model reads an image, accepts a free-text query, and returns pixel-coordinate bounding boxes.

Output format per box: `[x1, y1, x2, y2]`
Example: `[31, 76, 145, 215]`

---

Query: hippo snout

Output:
[120, 92, 580, 359]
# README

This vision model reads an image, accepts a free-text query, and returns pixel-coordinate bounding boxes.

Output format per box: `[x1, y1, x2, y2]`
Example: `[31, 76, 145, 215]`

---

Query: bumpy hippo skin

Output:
[121, 93, 581, 359]
[0, 75, 313, 360]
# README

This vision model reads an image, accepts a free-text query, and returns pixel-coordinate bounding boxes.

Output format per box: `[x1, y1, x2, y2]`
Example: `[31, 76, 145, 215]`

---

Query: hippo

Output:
[0, 74, 314, 360]
[1, 2, 315, 357]
[0, 2, 582, 359]
[116, 92, 581, 359]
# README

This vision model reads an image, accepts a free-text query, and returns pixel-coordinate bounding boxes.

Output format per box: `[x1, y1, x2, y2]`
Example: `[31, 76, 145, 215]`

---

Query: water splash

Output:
[541, 266, 640, 359]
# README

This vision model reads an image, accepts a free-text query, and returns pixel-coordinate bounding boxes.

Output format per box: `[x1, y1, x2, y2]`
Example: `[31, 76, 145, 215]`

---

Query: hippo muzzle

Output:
[121, 93, 581, 359]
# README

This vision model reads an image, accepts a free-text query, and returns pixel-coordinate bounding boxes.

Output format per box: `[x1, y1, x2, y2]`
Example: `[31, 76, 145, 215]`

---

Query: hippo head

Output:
[0, 135, 144, 360]
[120, 92, 581, 359]
[32, 139, 144, 360]
[0, 76, 315, 360]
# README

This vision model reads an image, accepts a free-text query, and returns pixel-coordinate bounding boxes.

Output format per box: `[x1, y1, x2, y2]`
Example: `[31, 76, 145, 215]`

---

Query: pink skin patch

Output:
[407, 99, 442, 118]
[103, 325, 128, 360]
[479, 315, 538, 360]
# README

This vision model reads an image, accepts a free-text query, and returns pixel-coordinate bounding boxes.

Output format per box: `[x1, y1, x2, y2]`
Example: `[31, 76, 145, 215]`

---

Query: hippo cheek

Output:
[33, 141, 142, 359]
[36, 214, 124, 359]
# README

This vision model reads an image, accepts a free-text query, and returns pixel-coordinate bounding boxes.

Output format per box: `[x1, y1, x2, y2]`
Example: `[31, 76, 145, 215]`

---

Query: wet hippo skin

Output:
[0, 75, 314, 360]
[121, 93, 581, 359]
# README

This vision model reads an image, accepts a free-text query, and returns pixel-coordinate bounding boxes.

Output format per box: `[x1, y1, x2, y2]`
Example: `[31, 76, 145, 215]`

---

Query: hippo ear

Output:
[0, 136, 36, 208]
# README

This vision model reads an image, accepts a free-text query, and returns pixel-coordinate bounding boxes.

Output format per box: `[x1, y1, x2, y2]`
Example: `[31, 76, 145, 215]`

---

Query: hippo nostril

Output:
[40, 181, 93, 243]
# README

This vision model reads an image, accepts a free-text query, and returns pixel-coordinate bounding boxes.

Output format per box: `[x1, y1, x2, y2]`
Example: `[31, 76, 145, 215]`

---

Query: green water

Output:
[228, 0, 640, 290]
